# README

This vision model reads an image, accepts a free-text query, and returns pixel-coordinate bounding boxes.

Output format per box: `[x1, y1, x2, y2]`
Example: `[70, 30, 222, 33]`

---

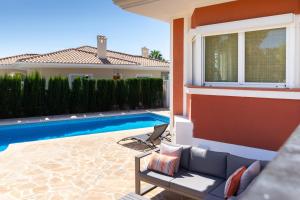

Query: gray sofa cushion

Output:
[170, 170, 224, 198]
[139, 169, 174, 188]
[203, 194, 224, 200]
[180, 145, 192, 170]
[237, 161, 261, 195]
[260, 160, 269, 170]
[189, 147, 228, 179]
[209, 181, 226, 198]
[226, 155, 255, 178]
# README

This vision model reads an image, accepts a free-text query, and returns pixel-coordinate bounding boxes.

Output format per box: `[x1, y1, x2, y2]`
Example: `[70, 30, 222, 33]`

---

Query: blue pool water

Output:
[0, 113, 169, 152]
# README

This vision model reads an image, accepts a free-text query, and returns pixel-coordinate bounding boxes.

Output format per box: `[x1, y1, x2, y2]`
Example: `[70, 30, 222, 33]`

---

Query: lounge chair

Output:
[117, 123, 169, 149]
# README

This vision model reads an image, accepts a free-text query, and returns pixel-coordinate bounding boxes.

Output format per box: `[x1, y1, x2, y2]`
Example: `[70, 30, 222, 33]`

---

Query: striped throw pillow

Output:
[147, 152, 179, 177]
[224, 166, 246, 199]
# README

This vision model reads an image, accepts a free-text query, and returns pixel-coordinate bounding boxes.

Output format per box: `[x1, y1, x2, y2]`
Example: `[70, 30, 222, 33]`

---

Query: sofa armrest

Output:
[135, 148, 159, 195]
[135, 148, 159, 173]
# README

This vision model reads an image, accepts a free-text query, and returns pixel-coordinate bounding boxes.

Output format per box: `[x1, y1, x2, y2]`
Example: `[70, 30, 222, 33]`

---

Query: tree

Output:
[149, 50, 164, 61]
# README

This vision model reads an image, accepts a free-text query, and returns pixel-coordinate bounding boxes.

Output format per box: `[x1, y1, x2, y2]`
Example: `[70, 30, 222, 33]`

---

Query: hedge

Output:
[69, 77, 81, 113]
[22, 72, 46, 117]
[126, 78, 140, 109]
[0, 73, 164, 119]
[96, 79, 115, 111]
[0, 75, 22, 118]
[87, 79, 97, 112]
[115, 79, 127, 109]
[47, 77, 70, 115]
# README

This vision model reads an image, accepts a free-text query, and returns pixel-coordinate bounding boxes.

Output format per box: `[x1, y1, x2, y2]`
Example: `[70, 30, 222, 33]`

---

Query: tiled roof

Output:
[18, 48, 136, 65]
[78, 46, 169, 67]
[0, 54, 39, 65]
[0, 46, 169, 68]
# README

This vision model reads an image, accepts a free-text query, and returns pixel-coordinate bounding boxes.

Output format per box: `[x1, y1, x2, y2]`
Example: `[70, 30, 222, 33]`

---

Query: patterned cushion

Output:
[237, 161, 261, 195]
[147, 152, 179, 177]
[160, 142, 183, 173]
[224, 167, 246, 199]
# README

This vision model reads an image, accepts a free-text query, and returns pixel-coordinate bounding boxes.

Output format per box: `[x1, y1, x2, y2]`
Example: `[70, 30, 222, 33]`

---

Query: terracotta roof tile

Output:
[77, 46, 169, 67]
[0, 54, 39, 65]
[0, 46, 169, 68]
[18, 48, 136, 65]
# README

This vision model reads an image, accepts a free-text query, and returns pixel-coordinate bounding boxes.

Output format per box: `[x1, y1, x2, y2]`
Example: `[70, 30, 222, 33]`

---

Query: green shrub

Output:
[96, 79, 115, 111]
[0, 75, 164, 119]
[70, 77, 82, 113]
[81, 78, 89, 112]
[0, 75, 22, 118]
[115, 79, 127, 109]
[23, 72, 46, 116]
[126, 78, 140, 109]
[150, 78, 163, 108]
[87, 79, 97, 112]
[47, 77, 70, 115]
[140, 78, 151, 108]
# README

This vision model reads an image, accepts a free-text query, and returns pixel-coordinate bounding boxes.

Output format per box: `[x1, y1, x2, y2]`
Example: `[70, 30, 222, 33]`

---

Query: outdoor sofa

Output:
[135, 145, 269, 200]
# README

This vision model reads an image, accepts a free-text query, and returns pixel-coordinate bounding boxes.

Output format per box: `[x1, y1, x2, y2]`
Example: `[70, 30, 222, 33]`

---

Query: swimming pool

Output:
[0, 113, 169, 152]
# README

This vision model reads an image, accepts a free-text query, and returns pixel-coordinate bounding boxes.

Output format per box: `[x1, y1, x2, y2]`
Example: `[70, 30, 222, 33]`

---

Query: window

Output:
[68, 74, 93, 87]
[203, 28, 287, 87]
[161, 72, 169, 80]
[136, 74, 152, 78]
[245, 28, 286, 83]
[205, 33, 238, 82]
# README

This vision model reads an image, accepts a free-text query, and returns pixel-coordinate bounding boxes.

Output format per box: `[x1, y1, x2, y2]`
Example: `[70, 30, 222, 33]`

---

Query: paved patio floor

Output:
[0, 111, 190, 200]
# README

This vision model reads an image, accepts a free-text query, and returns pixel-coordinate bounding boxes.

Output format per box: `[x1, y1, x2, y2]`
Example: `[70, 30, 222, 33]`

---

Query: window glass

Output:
[245, 28, 286, 83]
[205, 33, 238, 82]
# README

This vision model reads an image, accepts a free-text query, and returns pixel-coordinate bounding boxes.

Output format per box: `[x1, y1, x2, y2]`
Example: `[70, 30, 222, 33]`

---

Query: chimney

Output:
[97, 35, 107, 59]
[141, 47, 149, 58]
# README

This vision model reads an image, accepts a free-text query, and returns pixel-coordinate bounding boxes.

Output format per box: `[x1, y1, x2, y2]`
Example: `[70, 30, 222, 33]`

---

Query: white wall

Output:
[174, 115, 277, 161]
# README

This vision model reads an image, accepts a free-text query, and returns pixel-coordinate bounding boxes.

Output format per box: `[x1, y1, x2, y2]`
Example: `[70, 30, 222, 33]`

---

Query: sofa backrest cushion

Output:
[226, 155, 255, 178]
[189, 147, 228, 179]
[180, 145, 192, 170]
[260, 160, 269, 170]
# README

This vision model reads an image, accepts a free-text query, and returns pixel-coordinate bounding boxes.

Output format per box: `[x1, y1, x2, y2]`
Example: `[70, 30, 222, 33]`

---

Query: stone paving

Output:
[0, 112, 190, 200]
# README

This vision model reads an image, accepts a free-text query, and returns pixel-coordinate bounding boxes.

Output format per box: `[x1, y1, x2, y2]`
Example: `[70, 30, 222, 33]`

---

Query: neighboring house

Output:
[0, 36, 169, 83]
[114, 0, 300, 160]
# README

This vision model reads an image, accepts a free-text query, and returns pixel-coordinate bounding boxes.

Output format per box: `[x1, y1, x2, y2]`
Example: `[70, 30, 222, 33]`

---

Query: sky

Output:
[0, 0, 170, 59]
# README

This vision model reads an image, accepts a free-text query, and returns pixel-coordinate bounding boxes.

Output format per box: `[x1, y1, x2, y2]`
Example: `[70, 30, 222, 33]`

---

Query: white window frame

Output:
[193, 13, 296, 88]
[136, 74, 152, 78]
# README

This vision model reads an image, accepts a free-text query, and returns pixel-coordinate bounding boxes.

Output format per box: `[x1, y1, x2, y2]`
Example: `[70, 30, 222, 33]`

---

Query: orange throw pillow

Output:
[224, 166, 246, 199]
[147, 152, 179, 177]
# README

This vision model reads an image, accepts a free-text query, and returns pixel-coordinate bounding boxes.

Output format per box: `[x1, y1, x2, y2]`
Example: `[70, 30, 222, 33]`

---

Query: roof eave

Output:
[15, 62, 169, 71]
[113, 0, 236, 22]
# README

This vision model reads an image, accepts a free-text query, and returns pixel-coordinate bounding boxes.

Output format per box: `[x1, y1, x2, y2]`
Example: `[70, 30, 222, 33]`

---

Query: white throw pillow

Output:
[237, 160, 261, 195]
[160, 142, 183, 173]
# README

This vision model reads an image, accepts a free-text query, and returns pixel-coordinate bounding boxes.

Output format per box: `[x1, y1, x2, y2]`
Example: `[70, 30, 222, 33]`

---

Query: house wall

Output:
[172, 18, 184, 115]
[191, 0, 300, 28]
[0, 69, 26, 76]
[173, 0, 300, 155]
[25, 68, 162, 79]
[189, 94, 300, 151]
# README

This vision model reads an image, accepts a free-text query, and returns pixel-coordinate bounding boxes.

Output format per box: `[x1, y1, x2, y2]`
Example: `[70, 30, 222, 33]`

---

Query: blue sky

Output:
[0, 0, 170, 59]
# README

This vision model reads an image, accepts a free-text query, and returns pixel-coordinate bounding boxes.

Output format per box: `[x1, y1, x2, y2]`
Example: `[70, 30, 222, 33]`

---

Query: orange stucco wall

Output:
[190, 94, 300, 151]
[191, 0, 300, 28]
[173, 18, 184, 115]
[171, 1, 300, 150]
